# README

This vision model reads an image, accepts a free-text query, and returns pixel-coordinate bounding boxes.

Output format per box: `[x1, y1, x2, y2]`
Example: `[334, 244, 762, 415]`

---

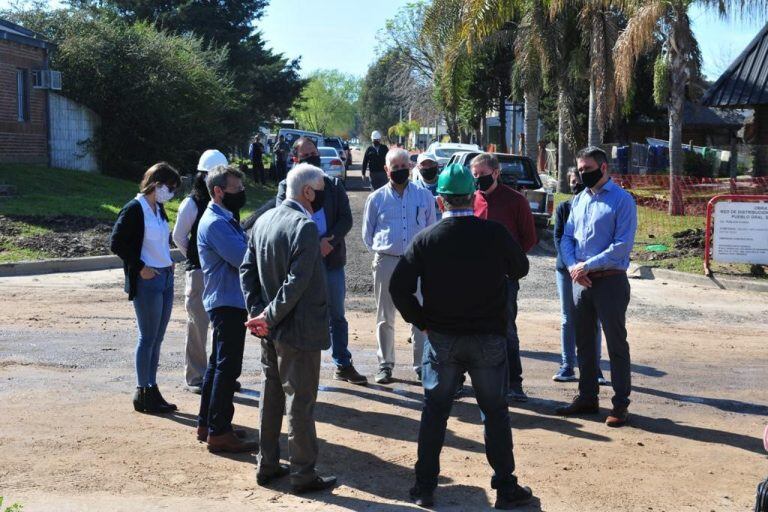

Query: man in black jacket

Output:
[361, 130, 389, 190]
[275, 137, 367, 385]
[389, 163, 534, 510]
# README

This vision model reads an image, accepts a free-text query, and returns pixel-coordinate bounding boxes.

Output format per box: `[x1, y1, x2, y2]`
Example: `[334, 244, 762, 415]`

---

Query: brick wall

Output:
[0, 39, 48, 164]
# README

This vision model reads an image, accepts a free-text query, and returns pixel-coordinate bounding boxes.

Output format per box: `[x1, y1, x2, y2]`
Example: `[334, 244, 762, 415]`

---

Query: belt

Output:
[587, 269, 625, 279]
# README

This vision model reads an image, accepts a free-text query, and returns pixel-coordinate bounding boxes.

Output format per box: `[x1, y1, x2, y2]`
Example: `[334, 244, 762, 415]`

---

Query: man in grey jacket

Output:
[241, 163, 337, 494]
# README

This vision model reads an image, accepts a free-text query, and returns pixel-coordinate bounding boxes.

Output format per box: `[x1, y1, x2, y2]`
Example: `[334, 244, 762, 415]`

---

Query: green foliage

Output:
[683, 149, 717, 178]
[291, 70, 359, 137]
[388, 120, 421, 139]
[359, 51, 402, 142]
[653, 54, 671, 107]
[0, 495, 24, 511]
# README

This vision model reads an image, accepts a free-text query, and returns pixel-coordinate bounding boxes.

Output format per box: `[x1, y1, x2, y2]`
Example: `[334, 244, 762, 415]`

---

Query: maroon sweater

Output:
[474, 183, 537, 253]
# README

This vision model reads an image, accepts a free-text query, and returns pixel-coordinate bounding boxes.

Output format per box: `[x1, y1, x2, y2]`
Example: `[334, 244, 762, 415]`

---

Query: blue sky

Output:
[1, 0, 765, 81]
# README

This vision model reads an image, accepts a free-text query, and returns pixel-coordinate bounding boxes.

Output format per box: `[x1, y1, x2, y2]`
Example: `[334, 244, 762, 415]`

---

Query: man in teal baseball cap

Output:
[389, 163, 534, 509]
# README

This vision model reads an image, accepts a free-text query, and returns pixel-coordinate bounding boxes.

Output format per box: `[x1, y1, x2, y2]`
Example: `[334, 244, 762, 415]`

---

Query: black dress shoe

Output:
[555, 395, 599, 416]
[409, 484, 435, 507]
[291, 475, 337, 494]
[495, 484, 533, 509]
[256, 464, 290, 486]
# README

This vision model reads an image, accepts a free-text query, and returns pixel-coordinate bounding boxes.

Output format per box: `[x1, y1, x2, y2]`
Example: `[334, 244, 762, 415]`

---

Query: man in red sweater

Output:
[471, 153, 537, 401]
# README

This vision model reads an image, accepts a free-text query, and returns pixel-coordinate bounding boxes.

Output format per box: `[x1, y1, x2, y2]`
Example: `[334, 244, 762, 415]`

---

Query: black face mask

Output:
[223, 190, 246, 213]
[570, 183, 586, 195]
[580, 168, 603, 189]
[390, 168, 410, 185]
[420, 167, 438, 181]
[310, 188, 325, 212]
[474, 174, 495, 192]
[300, 154, 322, 167]
[373, 141, 380, 147]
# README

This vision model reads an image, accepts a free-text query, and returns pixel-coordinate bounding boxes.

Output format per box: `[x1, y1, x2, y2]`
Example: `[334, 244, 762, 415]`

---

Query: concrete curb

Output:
[629, 264, 768, 293]
[0, 250, 184, 277]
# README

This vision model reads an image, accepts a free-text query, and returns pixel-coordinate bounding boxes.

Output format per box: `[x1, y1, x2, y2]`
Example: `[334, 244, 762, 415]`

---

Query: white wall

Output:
[49, 92, 99, 172]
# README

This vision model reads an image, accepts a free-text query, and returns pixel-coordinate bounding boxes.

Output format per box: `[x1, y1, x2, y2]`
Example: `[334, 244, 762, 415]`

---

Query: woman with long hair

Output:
[111, 162, 181, 413]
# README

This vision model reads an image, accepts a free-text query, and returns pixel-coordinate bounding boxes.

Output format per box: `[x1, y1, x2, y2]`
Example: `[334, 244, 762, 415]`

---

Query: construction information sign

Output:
[713, 201, 768, 264]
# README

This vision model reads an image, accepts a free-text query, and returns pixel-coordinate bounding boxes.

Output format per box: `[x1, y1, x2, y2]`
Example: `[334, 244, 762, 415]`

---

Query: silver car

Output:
[318, 146, 346, 182]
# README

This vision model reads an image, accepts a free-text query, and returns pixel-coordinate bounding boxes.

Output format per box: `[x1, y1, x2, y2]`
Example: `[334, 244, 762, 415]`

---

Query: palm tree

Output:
[615, 0, 767, 215]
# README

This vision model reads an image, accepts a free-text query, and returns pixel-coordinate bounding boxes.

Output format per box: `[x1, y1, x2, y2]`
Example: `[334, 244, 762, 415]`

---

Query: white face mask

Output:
[155, 184, 175, 204]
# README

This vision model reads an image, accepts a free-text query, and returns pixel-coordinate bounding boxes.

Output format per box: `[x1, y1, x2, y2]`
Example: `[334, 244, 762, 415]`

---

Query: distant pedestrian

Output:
[172, 150, 243, 395]
[362, 148, 436, 384]
[557, 146, 637, 428]
[110, 162, 181, 414]
[276, 137, 367, 385]
[552, 167, 605, 384]
[471, 153, 537, 402]
[249, 135, 266, 185]
[389, 163, 533, 509]
[241, 163, 337, 493]
[273, 135, 290, 182]
[361, 130, 389, 190]
[196, 165, 258, 453]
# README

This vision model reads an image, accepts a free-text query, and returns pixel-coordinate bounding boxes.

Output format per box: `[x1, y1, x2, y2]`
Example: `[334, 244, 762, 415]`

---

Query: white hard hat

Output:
[371, 130, 382, 141]
[417, 152, 437, 165]
[197, 149, 228, 172]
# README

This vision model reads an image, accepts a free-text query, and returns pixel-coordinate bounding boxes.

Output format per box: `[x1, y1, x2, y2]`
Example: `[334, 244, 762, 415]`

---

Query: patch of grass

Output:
[0, 164, 277, 263]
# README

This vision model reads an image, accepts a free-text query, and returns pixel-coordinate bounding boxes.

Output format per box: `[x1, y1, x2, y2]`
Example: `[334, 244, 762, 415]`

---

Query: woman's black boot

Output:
[148, 385, 177, 412]
[132, 387, 147, 412]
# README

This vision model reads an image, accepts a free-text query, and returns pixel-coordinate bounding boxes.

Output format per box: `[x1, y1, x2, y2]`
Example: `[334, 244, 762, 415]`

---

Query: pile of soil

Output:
[0, 215, 114, 259]
[635, 228, 705, 262]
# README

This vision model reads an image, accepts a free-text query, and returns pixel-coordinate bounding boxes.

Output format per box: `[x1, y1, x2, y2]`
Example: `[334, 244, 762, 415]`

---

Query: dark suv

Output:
[446, 151, 554, 228]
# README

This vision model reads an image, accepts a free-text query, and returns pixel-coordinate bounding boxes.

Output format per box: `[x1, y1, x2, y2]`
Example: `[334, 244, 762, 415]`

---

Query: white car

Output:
[318, 146, 346, 182]
[426, 142, 480, 167]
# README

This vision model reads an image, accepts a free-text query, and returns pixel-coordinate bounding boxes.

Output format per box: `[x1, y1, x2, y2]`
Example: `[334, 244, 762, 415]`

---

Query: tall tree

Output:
[359, 51, 403, 142]
[291, 70, 359, 137]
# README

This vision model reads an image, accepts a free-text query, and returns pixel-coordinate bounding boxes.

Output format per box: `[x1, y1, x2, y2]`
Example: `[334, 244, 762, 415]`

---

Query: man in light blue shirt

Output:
[557, 146, 637, 428]
[196, 165, 258, 453]
[363, 148, 437, 384]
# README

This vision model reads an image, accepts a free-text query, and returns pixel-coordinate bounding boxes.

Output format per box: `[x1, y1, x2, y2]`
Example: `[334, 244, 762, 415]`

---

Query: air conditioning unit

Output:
[31, 69, 62, 90]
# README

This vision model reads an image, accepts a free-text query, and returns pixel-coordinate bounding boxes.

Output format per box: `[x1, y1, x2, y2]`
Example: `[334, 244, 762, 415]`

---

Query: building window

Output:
[16, 69, 29, 122]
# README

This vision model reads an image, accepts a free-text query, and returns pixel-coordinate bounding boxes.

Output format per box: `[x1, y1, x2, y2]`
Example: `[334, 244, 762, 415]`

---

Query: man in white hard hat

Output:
[172, 149, 241, 394]
[362, 130, 389, 190]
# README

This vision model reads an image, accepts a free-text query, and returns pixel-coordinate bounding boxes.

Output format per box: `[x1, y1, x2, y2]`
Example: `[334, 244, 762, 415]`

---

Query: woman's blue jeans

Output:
[132, 267, 174, 387]
[556, 268, 601, 370]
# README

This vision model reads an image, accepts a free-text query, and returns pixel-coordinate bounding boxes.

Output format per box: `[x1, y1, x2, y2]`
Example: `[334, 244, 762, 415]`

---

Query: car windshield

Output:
[325, 139, 342, 149]
[434, 147, 464, 158]
[499, 158, 529, 180]
[319, 148, 337, 157]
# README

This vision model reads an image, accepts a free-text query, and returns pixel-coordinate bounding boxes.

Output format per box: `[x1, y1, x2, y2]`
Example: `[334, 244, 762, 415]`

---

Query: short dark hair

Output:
[470, 152, 499, 171]
[292, 136, 318, 156]
[139, 162, 181, 194]
[576, 146, 608, 168]
[205, 165, 244, 196]
[441, 193, 473, 209]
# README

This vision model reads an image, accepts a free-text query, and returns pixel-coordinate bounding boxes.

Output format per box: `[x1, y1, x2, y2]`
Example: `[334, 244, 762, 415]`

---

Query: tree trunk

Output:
[557, 90, 572, 193]
[524, 90, 539, 161]
[668, 54, 686, 216]
[588, 79, 601, 147]
[499, 95, 508, 153]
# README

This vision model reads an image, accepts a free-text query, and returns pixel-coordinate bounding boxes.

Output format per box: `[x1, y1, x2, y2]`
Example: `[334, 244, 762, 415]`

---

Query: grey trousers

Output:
[184, 269, 210, 387]
[373, 252, 427, 371]
[573, 273, 632, 409]
[258, 338, 321, 486]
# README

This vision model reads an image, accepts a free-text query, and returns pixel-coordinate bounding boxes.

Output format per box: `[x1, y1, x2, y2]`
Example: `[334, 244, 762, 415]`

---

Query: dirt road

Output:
[1, 168, 767, 511]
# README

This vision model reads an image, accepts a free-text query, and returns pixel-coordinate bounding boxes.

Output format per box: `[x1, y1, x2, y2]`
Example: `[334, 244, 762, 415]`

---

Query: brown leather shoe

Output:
[606, 408, 629, 427]
[206, 431, 259, 453]
[555, 396, 599, 416]
[197, 426, 248, 442]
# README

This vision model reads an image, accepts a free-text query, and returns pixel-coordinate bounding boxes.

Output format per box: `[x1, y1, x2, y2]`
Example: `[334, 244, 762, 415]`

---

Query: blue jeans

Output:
[198, 307, 247, 435]
[132, 266, 174, 387]
[506, 279, 523, 387]
[416, 332, 517, 492]
[326, 266, 352, 368]
[556, 268, 602, 370]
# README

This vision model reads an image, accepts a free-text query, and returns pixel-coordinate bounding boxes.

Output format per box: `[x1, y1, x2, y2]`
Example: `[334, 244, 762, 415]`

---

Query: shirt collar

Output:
[209, 201, 233, 220]
[284, 198, 311, 218]
[588, 177, 614, 196]
[387, 181, 411, 197]
[442, 209, 474, 218]
[136, 194, 157, 215]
